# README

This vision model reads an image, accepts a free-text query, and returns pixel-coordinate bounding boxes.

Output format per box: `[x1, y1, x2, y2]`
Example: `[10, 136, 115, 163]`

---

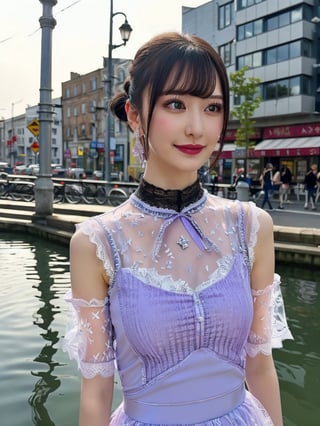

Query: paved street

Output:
[254, 199, 320, 229]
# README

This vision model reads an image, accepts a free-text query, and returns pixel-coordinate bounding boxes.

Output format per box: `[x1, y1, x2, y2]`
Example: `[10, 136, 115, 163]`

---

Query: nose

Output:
[185, 109, 203, 139]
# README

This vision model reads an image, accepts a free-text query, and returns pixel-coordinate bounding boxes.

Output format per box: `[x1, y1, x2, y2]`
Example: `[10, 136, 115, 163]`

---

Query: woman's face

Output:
[139, 76, 224, 187]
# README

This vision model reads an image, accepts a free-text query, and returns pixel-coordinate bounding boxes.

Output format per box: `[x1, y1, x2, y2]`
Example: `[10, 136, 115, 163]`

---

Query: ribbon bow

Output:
[152, 212, 219, 260]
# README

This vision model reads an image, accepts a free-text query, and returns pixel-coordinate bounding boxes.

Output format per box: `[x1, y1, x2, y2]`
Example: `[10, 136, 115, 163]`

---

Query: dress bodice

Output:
[63, 190, 293, 425]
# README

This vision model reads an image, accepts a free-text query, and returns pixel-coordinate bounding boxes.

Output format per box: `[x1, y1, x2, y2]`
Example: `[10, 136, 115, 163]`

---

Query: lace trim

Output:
[63, 290, 115, 378]
[247, 202, 260, 268]
[76, 219, 114, 281]
[135, 178, 204, 211]
[129, 255, 234, 293]
[80, 360, 115, 379]
[246, 274, 293, 357]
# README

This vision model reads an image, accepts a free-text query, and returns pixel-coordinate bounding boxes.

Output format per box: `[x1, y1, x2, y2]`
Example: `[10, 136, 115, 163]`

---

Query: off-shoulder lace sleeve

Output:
[63, 290, 115, 379]
[246, 202, 261, 268]
[246, 274, 293, 357]
[76, 218, 114, 281]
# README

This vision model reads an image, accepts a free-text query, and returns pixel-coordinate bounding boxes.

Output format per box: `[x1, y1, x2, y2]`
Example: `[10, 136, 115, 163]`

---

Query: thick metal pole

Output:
[104, 0, 113, 182]
[34, 0, 57, 217]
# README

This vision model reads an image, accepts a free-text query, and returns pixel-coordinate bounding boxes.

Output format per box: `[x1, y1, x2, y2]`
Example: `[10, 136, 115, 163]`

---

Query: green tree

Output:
[229, 66, 261, 173]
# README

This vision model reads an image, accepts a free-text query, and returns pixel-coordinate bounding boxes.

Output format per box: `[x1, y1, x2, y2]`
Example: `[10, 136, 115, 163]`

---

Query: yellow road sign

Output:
[27, 119, 40, 137]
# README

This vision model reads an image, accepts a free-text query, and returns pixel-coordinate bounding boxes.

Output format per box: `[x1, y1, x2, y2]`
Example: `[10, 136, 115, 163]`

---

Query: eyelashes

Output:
[162, 97, 223, 113]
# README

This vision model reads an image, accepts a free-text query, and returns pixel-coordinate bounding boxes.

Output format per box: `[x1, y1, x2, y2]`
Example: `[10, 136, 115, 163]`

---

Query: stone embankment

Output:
[0, 200, 319, 266]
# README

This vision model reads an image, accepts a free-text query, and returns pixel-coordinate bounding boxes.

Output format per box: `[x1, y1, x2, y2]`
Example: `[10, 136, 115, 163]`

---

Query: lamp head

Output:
[119, 19, 133, 44]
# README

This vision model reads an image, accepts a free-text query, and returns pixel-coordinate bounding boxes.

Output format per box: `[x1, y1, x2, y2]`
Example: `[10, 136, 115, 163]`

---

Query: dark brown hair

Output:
[110, 32, 229, 164]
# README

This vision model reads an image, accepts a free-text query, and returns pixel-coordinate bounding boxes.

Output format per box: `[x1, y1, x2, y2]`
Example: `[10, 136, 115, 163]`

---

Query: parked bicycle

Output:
[0, 174, 35, 202]
[55, 181, 108, 205]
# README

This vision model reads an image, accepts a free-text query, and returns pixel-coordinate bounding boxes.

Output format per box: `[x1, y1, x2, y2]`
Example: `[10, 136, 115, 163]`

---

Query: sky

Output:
[0, 0, 207, 119]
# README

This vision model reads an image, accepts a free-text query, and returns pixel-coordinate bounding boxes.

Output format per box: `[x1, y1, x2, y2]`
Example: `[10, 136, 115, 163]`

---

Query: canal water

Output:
[0, 232, 319, 426]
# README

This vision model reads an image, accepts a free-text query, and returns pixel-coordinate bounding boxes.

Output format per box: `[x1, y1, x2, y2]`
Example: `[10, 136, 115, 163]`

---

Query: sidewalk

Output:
[0, 197, 319, 266]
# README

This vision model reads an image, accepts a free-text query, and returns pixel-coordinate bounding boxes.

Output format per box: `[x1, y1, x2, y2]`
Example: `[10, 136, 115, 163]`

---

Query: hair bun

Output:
[109, 92, 128, 122]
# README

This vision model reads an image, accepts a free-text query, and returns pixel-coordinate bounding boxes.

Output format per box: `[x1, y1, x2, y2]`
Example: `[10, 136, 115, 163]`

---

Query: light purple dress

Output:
[64, 189, 292, 425]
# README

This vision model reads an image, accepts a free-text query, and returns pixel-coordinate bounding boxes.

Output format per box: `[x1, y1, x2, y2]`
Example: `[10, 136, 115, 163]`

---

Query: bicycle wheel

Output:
[64, 184, 82, 204]
[0, 183, 6, 197]
[21, 186, 34, 202]
[108, 188, 128, 206]
[81, 184, 96, 204]
[53, 184, 64, 203]
[95, 186, 107, 205]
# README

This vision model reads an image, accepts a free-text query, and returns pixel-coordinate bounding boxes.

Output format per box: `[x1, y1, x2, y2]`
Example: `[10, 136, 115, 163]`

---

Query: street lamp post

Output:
[104, 0, 132, 182]
[34, 0, 57, 218]
[9, 100, 22, 166]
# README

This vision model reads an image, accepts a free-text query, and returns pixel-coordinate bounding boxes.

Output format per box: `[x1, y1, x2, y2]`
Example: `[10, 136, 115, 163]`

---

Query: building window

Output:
[74, 107, 78, 117]
[236, 5, 309, 41]
[73, 85, 78, 97]
[66, 107, 71, 118]
[277, 79, 289, 98]
[82, 82, 86, 94]
[237, 19, 262, 40]
[237, 39, 312, 70]
[277, 44, 289, 62]
[219, 2, 234, 30]
[90, 78, 97, 91]
[118, 68, 126, 83]
[219, 41, 233, 67]
[289, 41, 300, 58]
[237, 0, 266, 10]
[263, 76, 311, 100]
[52, 138, 56, 145]
[81, 103, 86, 114]
[65, 88, 71, 99]
[80, 123, 86, 137]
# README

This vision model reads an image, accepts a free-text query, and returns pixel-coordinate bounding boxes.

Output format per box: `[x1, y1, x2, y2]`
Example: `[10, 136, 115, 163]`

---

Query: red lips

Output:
[174, 144, 204, 155]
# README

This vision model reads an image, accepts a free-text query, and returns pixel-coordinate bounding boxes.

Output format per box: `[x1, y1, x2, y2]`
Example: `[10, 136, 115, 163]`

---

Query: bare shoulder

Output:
[254, 205, 274, 235]
[70, 224, 96, 256]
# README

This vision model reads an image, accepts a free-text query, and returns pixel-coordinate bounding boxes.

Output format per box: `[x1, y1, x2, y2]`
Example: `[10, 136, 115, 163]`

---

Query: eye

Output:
[206, 103, 223, 113]
[165, 99, 185, 110]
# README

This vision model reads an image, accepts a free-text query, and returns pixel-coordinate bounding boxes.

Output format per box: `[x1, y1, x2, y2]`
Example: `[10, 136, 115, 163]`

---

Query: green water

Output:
[0, 232, 318, 425]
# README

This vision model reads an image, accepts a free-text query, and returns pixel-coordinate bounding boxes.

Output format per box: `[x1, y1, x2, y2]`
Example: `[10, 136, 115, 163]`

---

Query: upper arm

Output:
[250, 208, 275, 291]
[70, 228, 109, 300]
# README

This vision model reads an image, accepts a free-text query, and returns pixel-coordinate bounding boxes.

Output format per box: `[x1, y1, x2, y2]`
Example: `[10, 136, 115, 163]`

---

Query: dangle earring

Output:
[133, 128, 145, 167]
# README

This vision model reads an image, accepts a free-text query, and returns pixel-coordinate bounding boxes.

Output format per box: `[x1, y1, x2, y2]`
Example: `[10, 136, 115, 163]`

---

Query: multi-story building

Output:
[0, 98, 63, 168]
[183, 0, 320, 183]
[61, 58, 131, 179]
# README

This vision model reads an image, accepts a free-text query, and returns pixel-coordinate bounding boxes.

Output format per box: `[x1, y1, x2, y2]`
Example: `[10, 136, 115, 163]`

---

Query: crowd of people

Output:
[258, 162, 320, 211]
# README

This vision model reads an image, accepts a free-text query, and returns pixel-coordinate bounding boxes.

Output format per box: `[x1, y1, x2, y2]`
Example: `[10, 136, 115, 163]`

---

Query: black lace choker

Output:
[135, 179, 204, 212]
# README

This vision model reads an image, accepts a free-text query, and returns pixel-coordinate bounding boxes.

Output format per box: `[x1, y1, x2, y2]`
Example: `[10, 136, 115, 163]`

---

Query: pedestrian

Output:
[304, 163, 318, 210]
[260, 163, 274, 210]
[278, 166, 292, 209]
[63, 32, 292, 426]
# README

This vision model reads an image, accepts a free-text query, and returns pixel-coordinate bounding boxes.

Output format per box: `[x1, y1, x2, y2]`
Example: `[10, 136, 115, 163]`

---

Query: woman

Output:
[64, 32, 292, 425]
[260, 163, 274, 210]
[278, 166, 292, 209]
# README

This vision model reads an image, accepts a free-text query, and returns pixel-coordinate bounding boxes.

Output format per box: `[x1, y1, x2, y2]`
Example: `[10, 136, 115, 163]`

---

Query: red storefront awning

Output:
[216, 144, 236, 159]
[254, 137, 320, 158]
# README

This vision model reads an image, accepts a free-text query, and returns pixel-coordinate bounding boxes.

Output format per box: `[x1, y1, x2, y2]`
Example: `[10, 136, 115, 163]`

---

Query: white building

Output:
[1, 98, 63, 167]
[182, 0, 320, 182]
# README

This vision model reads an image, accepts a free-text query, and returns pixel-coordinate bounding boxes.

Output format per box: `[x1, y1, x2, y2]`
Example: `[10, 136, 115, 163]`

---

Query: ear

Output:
[125, 100, 140, 130]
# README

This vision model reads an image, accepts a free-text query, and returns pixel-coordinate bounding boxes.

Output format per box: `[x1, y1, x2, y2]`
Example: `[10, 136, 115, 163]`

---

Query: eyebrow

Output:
[209, 94, 224, 100]
[161, 91, 224, 101]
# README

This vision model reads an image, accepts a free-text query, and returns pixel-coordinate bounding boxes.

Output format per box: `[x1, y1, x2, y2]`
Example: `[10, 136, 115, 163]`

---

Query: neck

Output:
[135, 178, 204, 212]
[143, 164, 199, 191]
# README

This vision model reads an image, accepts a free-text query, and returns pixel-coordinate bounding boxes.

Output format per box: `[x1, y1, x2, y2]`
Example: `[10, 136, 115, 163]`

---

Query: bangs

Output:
[161, 48, 217, 98]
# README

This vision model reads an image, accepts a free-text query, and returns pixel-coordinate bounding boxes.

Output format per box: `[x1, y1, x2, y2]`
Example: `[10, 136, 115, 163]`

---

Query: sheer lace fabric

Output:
[63, 190, 293, 424]
[63, 291, 115, 378]
[246, 274, 293, 357]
